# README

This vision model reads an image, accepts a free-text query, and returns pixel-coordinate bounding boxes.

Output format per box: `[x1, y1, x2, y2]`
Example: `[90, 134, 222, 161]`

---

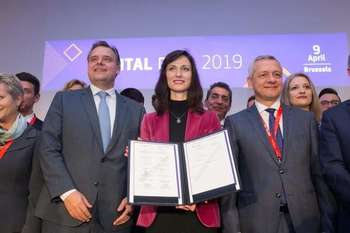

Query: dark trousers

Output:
[42, 220, 132, 233]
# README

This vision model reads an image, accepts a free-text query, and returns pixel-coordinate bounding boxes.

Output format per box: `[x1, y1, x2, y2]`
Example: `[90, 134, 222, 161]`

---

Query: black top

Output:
[169, 100, 188, 143]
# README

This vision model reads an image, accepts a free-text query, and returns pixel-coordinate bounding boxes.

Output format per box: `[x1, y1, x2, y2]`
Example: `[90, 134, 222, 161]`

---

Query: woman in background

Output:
[281, 72, 321, 122]
[136, 50, 221, 233]
[0, 74, 39, 233]
[281, 72, 337, 232]
[63, 79, 86, 91]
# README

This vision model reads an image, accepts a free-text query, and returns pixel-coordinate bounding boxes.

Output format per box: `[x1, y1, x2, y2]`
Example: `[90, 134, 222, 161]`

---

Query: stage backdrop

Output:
[42, 33, 349, 92]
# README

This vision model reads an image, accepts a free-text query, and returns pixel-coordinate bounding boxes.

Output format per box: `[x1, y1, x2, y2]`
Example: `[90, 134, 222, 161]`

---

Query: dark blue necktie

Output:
[97, 91, 111, 152]
[265, 108, 284, 155]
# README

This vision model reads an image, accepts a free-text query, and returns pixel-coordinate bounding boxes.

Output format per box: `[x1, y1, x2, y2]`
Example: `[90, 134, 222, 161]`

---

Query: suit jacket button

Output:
[94, 181, 99, 186]
[279, 169, 284, 174]
[275, 193, 281, 198]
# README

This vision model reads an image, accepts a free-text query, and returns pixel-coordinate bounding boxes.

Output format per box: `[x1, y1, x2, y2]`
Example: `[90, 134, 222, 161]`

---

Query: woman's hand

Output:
[124, 146, 129, 157]
[176, 204, 196, 212]
[124, 137, 142, 157]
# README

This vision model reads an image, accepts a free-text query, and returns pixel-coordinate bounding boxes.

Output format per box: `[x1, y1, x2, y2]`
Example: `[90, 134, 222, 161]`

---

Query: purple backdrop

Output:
[42, 33, 349, 90]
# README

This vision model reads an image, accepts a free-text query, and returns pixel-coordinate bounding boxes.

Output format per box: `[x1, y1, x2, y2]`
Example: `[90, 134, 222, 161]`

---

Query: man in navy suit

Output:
[320, 99, 350, 233]
[221, 55, 332, 233]
[36, 41, 145, 233]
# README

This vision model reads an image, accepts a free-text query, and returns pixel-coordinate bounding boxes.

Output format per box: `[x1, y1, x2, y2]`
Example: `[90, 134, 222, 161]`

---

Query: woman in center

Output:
[136, 50, 221, 233]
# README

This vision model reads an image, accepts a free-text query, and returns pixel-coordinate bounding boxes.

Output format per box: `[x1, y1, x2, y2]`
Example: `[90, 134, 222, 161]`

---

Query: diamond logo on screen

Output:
[63, 43, 82, 62]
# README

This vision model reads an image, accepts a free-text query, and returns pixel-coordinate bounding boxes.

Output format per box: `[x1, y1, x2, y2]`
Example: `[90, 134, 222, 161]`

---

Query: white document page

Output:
[183, 131, 236, 201]
[130, 141, 181, 199]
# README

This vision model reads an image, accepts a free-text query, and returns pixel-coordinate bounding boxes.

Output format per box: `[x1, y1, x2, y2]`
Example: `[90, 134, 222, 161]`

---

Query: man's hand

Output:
[113, 197, 133, 225]
[176, 204, 196, 212]
[63, 191, 92, 222]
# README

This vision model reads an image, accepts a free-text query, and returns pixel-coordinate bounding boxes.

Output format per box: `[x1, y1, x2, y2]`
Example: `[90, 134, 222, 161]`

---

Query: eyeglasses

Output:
[320, 100, 340, 106]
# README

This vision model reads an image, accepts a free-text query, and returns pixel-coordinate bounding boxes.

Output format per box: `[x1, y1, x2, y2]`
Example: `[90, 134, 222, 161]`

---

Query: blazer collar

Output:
[280, 104, 291, 166]
[247, 104, 285, 166]
[7, 126, 37, 153]
[80, 88, 104, 151]
[105, 93, 129, 154]
[157, 112, 170, 142]
[185, 111, 201, 141]
[81, 89, 129, 155]
[155, 110, 200, 142]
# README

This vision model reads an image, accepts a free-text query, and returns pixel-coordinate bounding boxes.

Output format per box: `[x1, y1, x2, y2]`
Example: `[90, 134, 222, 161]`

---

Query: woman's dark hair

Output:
[154, 50, 204, 115]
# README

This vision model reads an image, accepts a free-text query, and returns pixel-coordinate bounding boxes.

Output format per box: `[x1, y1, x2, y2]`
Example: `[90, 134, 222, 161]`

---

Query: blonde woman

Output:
[281, 73, 321, 122]
[63, 79, 86, 91]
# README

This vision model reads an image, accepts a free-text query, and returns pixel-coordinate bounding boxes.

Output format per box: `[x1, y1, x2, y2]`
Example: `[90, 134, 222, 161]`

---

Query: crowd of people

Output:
[0, 40, 349, 233]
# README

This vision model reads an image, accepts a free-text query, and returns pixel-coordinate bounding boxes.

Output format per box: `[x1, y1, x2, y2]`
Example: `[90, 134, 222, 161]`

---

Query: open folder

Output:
[128, 130, 240, 205]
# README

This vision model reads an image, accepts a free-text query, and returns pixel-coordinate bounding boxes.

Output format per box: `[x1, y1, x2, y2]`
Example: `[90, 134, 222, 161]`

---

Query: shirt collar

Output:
[23, 113, 35, 123]
[90, 84, 115, 96]
[255, 98, 281, 114]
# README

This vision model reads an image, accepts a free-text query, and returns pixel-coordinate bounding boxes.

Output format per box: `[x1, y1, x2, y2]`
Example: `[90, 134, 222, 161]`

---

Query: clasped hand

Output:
[64, 192, 132, 225]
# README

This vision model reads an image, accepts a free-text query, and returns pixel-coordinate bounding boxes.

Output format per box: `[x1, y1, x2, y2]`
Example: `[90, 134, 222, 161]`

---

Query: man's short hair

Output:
[247, 95, 255, 107]
[87, 40, 121, 66]
[120, 88, 144, 104]
[318, 88, 341, 101]
[248, 55, 281, 77]
[15, 72, 40, 95]
[205, 82, 232, 106]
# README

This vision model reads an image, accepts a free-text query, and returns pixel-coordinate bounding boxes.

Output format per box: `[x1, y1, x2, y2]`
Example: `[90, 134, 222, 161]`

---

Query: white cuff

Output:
[60, 189, 77, 201]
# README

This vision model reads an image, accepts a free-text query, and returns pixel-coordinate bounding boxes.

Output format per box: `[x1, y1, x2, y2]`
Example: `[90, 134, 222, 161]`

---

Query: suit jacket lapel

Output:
[280, 104, 290, 167]
[80, 88, 104, 151]
[159, 113, 170, 142]
[106, 93, 128, 154]
[184, 111, 200, 141]
[248, 106, 281, 166]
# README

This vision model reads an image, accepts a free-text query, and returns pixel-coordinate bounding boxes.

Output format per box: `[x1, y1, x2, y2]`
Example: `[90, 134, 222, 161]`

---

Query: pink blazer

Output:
[136, 110, 222, 228]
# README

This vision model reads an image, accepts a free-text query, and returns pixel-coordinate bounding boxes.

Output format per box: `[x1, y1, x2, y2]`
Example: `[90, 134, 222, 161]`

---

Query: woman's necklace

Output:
[169, 111, 186, 124]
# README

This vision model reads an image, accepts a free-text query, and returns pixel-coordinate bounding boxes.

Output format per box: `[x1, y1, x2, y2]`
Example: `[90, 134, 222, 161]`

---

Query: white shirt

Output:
[61, 84, 117, 201]
[90, 84, 116, 136]
[254, 99, 284, 136]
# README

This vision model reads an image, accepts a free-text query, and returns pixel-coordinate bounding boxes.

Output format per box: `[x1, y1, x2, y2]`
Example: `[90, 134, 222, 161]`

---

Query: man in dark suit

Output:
[320, 100, 350, 232]
[16, 72, 43, 130]
[221, 55, 332, 233]
[36, 41, 145, 233]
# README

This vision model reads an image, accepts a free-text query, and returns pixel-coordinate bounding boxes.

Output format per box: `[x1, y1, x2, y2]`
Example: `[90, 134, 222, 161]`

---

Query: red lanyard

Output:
[0, 140, 14, 159]
[261, 106, 283, 160]
[29, 115, 37, 126]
